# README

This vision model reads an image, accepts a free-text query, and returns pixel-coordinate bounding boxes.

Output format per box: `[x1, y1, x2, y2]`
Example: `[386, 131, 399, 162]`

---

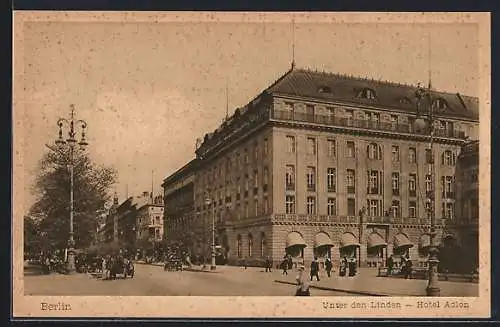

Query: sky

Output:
[18, 15, 480, 212]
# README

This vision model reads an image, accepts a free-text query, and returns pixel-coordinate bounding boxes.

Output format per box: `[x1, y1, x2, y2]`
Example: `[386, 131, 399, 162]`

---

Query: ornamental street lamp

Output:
[414, 82, 440, 296]
[55, 104, 88, 274]
[205, 194, 217, 270]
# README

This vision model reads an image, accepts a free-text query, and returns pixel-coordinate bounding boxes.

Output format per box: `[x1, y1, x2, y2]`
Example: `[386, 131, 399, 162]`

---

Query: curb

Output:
[183, 267, 219, 274]
[274, 280, 390, 297]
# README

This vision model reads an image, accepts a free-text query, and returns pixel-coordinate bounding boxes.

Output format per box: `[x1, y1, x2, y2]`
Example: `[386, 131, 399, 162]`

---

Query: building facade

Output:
[446, 140, 479, 271]
[162, 160, 201, 252]
[101, 192, 164, 251]
[165, 67, 479, 269]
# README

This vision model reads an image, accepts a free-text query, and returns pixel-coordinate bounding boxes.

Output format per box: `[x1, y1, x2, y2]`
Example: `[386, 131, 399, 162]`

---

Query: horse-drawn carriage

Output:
[106, 256, 135, 279]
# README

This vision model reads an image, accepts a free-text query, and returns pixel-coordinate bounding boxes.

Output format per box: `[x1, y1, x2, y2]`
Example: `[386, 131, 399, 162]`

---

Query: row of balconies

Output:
[271, 110, 467, 139]
[283, 183, 456, 199]
[269, 213, 449, 225]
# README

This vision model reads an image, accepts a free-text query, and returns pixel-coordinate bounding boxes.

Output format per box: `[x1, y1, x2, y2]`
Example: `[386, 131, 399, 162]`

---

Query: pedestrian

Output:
[295, 265, 310, 296]
[242, 257, 247, 269]
[265, 256, 272, 272]
[404, 257, 413, 279]
[339, 256, 347, 277]
[387, 255, 394, 276]
[101, 256, 107, 279]
[325, 257, 333, 277]
[281, 258, 288, 275]
[310, 257, 320, 281]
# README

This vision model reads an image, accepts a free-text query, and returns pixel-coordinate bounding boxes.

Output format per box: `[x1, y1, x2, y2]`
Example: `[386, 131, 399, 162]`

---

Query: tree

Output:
[28, 145, 117, 250]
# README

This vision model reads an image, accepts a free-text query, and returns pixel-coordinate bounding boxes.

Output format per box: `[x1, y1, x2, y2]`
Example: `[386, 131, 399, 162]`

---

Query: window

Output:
[433, 98, 448, 111]
[244, 149, 249, 164]
[392, 172, 400, 195]
[285, 165, 295, 190]
[358, 88, 377, 100]
[425, 149, 433, 164]
[442, 203, 454, 219]
[245, 202, 249, 217]
[368, 199, 381, 217]
[253, 170, 259, 188]
[254, 144, 259, 161]
[307, 137, 316, 155]
[409, 147, 417, 164]
[347, 169, 356, 193]
[345, 110, 354, 126]
[327, 168, 336, 192]
[286, 135, 295, 153]
[263, 196, 269, 213]
[306, 105, 315, 121]
[442, 150, 456, 166]
[237, 235, 242, 258]
[409, 201, 417, 218]
[367, 170, 380, 195]
[254, 200, 259, 216]
[326, 107, 335, 123]
[391, 200, 400, 218]
[327, 198, 337, 215]
[263, 138, 268, 156]
[284, 102, 294, 119]
[442, 176, 454, 198]
[327, 139, 336, 157]
[367, 143, 382, 160]
[307, 196, 316, 215]
[392, 145, 400, 162]
[347, 198, 356, 216]
[425, 175, 432, 194]
[248, 234, 253, 257]
[306, 166, 316, 191]
[367, 112, 380, 128]
[346, 141, 355, 158]
[409, 173, 417, 197]
[390, 115, 398, 128]
[285, 195, 295, 214]
[263, 167, 269, 186]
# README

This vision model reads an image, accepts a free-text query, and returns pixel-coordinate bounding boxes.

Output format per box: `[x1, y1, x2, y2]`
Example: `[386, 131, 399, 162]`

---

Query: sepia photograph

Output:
[12, 11, 490, 318]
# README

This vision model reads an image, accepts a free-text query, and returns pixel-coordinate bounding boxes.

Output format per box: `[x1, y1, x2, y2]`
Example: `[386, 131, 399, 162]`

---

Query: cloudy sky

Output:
[17, 13, 480, 211]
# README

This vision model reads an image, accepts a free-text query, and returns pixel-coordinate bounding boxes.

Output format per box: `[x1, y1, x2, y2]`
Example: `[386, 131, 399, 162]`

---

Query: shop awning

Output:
[394, 233, 413, 249]
[314, 233, 334, 248]
[367, 233, 387, 248]
[339, 233, 360, 249]
[285, 232, 306, 249]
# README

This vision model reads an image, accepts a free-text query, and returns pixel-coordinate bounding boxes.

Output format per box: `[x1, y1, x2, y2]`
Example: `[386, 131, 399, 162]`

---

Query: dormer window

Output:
[318, 85, 332, 93]
[358, 88, 377, 100]
[432, 98, 448, 111]
[399, 97, 412, 105]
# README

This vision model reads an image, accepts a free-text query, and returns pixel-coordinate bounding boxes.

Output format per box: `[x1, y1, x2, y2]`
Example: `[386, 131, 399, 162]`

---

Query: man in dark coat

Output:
[310, 257, 320, 281]
[325, 257, 333, 277]
[265, 256, 272, 272]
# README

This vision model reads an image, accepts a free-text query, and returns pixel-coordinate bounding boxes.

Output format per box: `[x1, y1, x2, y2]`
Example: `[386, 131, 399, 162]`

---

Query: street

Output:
[24, 263, 347, 296]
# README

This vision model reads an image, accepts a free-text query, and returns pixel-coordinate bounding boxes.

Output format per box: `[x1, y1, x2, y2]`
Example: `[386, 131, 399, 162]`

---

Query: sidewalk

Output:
[274, 268, 479, 297]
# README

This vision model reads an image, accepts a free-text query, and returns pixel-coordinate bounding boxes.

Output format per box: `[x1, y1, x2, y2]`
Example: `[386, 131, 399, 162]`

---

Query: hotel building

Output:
[163, 67, 479, 269]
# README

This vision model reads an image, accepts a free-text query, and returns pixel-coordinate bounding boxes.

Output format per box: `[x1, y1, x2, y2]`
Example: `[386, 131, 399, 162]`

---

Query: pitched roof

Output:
[266, 68, 479, 120]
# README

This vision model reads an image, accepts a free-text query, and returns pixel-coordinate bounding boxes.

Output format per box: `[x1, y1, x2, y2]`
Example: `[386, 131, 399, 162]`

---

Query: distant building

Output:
[163, 66, 479, 269]
[101, 191, 164, 250]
